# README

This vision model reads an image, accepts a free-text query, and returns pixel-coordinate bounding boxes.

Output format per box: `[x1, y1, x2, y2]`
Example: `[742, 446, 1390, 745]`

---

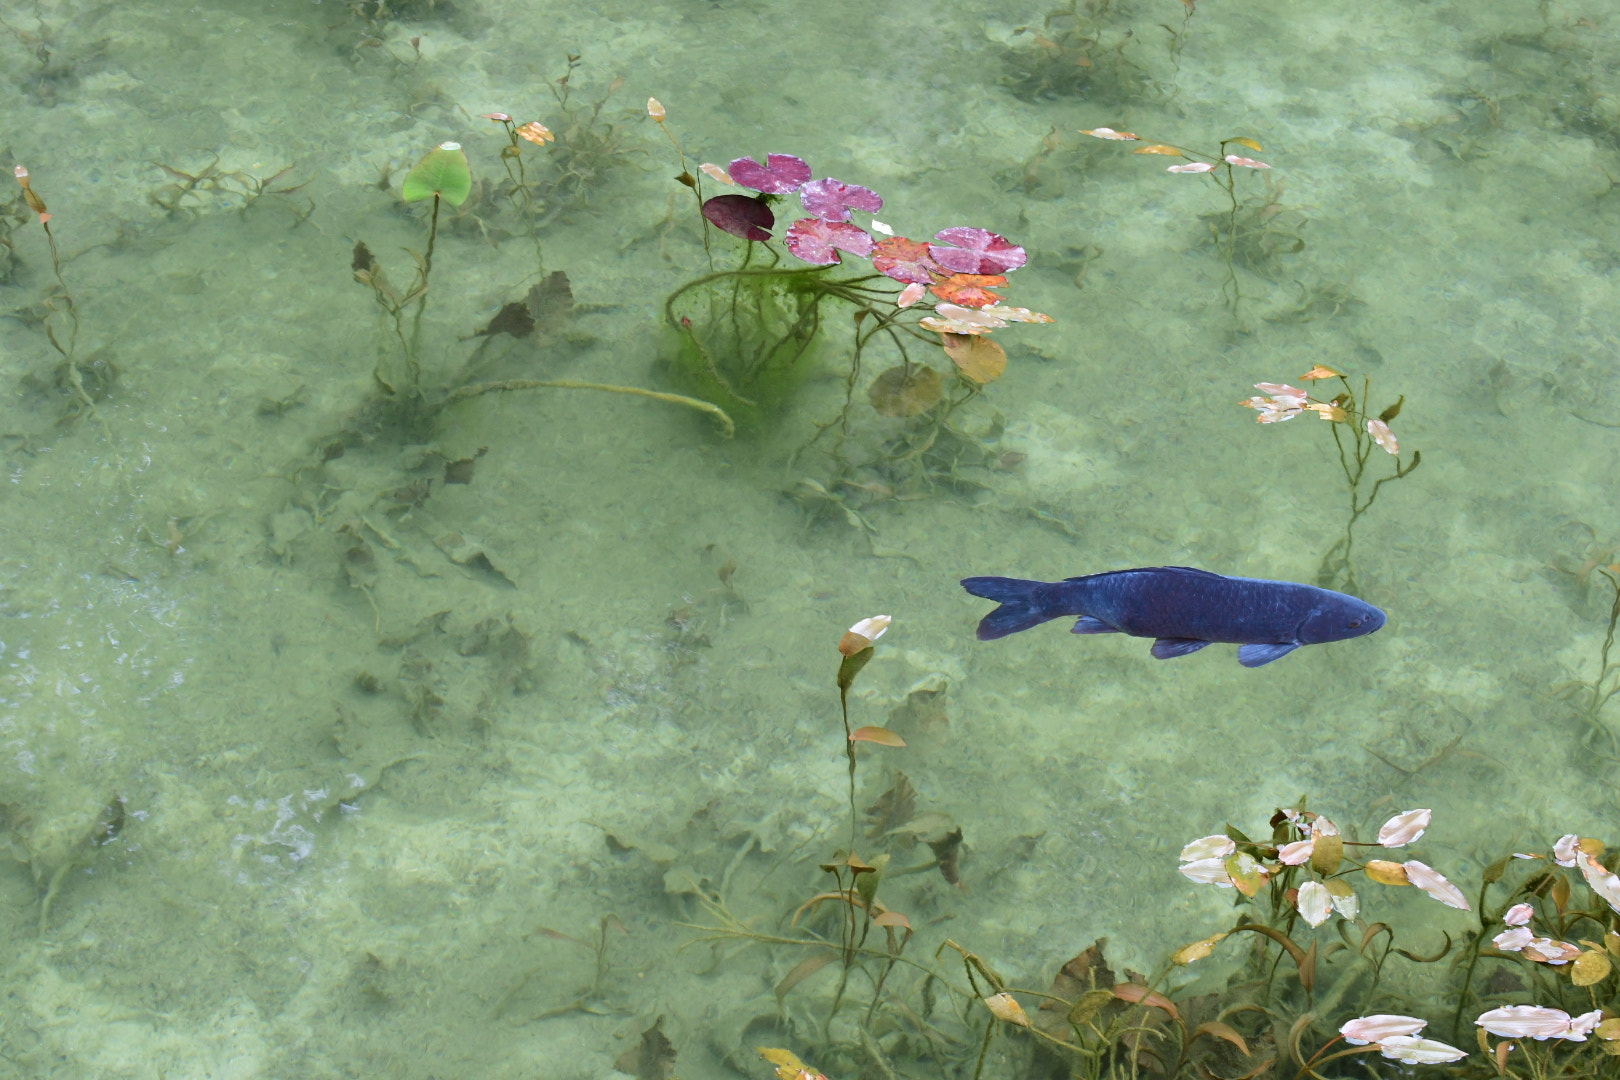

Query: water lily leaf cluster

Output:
[674, 134, 1052, 405]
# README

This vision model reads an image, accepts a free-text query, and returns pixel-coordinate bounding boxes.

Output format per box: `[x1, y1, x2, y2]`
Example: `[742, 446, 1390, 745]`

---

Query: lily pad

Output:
[402, 143, 472, 207]
[869, 364, 943, 417]
[784, 218, 872, 264]
[871, 237, 941, 284]
[728, 153, 811, 194]
[702, 194, 774, 241]
[942, 333, 1007, 384]
[928, 227, 1027, 275]
[799, 177, 883, 222]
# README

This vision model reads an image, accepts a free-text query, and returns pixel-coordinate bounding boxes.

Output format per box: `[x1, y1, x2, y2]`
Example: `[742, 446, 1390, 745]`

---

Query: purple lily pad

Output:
[728, 153, 812, 194]
[702, 194, 774, 241]
[784, 218, 873, 265]
[798, 177, 883, 223]
[928, 227, 1027, 275]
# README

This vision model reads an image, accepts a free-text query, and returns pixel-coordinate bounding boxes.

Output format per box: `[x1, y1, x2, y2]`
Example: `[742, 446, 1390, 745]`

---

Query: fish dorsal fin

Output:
[1065, 566, 1227, 583]
[1238, 642, 1299, 667]
[1151, 637, 1212, 659]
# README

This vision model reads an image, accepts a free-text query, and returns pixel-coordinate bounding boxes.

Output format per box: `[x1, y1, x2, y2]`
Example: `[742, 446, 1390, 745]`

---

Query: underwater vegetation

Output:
[677, 619, 1620, 1080]
[1240, 366, 1421, 596]
[649, 98, 1052, 442]
[346, 137, 729, 437]
[997, 0, 1196, 103]
[1077, 126, 1328, 320]
[647, 99, 1056, 528]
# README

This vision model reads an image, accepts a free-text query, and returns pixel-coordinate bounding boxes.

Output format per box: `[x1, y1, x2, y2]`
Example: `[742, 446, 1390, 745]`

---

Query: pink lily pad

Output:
[870, 237, 942, 284]
[928, 227, 1027, 275]
[728, 153, 811, 194]
[799, 177, 883, 222]
[784, 218, 873, 265]
[702, 194, 774, 241]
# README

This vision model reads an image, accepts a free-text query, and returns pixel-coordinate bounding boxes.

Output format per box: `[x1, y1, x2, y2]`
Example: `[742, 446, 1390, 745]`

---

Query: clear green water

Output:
[2, 0, 1618, 1075]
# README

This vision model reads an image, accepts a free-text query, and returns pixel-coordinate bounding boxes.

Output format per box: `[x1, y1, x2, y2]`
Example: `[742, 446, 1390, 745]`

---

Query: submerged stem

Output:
[404, 192, 442, 396]
[445, 378, 734, 437]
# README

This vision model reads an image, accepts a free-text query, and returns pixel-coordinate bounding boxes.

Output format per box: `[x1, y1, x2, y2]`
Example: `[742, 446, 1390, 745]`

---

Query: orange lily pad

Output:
[929, 273, 1007, 308]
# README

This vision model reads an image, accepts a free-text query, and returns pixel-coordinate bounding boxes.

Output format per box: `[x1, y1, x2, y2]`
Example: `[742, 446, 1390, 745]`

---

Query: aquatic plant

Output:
[1558, 565, 1620, 761]
[688, 611, 1620, 1080]
[482, 111, 552, 271]
[650, 98, 1052, 439]
[998, 0, 1152, 102]
[351, 141, 469, 400]
[9, 163, 109, 418]
[1078, 126, 1305, 313]
[1240, 365, 1421, 595]
[348, 139, 727, 435]
[540, 54, 642, 209]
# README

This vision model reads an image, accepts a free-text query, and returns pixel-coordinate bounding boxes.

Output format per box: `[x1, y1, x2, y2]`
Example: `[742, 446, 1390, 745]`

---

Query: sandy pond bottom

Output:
[2, 0, 1620, 1075]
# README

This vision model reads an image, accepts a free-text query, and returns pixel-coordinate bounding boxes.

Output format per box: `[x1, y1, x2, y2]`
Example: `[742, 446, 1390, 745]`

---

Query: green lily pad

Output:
[402, 142, 472, 206]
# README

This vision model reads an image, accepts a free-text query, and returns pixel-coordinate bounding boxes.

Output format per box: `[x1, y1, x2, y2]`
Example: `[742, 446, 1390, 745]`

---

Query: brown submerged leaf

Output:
[614, 1016, 676, 1080]
[526, 270, 574, 326]
[865, 773, 916, 838]
[929, 826, 963, 884]
[480, 301, 536, 339]
[869, 365, 942, 417]
[1037, 940, 1119, 1039]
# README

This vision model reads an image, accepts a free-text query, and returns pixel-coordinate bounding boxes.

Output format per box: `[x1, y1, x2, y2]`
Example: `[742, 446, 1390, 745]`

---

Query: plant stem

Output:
[445, 378, 734, 437]
[405, 192, 441, 397]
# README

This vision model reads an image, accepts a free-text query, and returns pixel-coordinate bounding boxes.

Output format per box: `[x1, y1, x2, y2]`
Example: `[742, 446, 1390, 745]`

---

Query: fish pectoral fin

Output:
[1150, 637, 1211, 659]
[1237, 642, 1300, 667]
[1071, 616, 1121, 635]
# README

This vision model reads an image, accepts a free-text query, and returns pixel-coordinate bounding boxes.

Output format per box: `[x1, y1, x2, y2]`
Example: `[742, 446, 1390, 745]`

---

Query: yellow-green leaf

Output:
[1309, 833, 1343, 875]
[1572, 949, 1612, 987]
[1364, 860, 1409, 886]
[1226, 853, 1267, 897]
[1228, 137, 1263, 152]
[1172, 932, 1228, 965]
[1068, 988, 1115, 1028]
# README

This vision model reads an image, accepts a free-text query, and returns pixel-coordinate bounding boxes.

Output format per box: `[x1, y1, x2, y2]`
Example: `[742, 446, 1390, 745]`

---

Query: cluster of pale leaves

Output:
[1338, 1014, 1466, 1065]
[1178, 808, 1463, 928]
[1490, 834, 1620, 976]
[1239, 366, 1399, 454]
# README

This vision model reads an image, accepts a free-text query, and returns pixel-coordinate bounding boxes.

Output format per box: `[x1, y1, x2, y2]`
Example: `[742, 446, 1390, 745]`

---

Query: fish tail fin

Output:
[961, 576, 1056, 640]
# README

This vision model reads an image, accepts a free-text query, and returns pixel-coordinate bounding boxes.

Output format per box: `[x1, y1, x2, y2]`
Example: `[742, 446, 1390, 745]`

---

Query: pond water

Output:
[2, 0, 1618, 1076]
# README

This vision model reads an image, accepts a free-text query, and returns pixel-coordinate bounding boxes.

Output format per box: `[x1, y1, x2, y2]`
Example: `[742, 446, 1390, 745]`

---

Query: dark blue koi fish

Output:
[962, 567, 1385, 667]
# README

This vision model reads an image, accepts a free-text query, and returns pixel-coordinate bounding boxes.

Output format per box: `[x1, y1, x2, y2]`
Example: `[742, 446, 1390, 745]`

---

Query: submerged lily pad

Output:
[869, 364, 943, 417]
